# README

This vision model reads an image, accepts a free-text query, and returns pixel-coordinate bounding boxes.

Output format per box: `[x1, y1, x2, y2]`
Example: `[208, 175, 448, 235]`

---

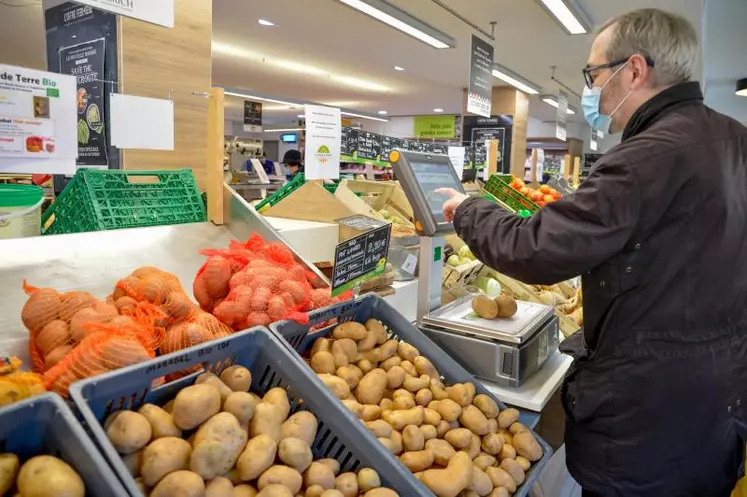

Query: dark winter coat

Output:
[454, 82, 747, 496]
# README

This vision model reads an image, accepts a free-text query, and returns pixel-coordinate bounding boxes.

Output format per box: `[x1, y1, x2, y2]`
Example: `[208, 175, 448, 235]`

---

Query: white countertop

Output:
[480, 351, 573, 412]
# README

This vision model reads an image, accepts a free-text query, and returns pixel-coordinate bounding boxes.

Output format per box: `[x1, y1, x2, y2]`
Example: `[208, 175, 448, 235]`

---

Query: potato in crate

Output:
[271, 294, 553, 497]
[0, 393, 127, 496]
[70, 327, 418, 496]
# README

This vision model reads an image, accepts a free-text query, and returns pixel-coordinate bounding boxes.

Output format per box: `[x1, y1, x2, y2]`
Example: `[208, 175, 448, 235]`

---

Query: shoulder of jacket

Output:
[602, 107, 746, 168]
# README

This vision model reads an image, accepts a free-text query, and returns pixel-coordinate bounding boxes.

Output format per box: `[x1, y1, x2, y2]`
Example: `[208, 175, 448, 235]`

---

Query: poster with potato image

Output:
[59, 38, 108, 168]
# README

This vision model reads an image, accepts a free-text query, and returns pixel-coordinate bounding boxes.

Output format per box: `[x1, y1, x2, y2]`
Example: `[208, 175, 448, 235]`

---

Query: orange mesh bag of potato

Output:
[22, 281, 123, 373]
[205, 235, 314, 328]
[43, 319, 159, 396]
[112, 267, 200, 328]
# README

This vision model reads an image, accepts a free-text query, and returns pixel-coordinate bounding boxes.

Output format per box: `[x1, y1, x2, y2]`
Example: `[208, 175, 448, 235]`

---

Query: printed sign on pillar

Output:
[467, 35, 494, 118]
[304, 104, 341, 180]
[73, 0, 174, 28]
[556, 89, 568, 141]
[243, 101, 262, 133]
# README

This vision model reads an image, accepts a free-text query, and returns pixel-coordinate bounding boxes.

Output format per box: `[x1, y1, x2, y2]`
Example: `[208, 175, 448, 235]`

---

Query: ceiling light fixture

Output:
[540, 94, 577, 115]
[335, 0, 455, 49]
[534, 0, 590, 35]
[341, 110, 389, 122]
[223, 88, 390, 123]
[492, 64, 541, 95]
[394, 66, 405, 71]
[257, 19, 275, 26]
[264, 128, 304, 133]
[378, 110, 388, 115]
[297, 114, 304, 118]
[213, 42, 390, 92]
[737, 78, 747, 97]
[433, 108, 444, 113]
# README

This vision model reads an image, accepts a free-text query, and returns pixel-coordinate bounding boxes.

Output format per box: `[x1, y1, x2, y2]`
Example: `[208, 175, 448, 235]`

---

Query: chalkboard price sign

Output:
[357, 131, 383, 160]
[331, 224, 392, 296]
[341, 127, 351, 155]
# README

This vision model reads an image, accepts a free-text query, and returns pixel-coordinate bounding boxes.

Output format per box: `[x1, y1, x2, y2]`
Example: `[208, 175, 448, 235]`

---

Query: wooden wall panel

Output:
[119, 0, 212, 188]
[510, 91, 529, 178]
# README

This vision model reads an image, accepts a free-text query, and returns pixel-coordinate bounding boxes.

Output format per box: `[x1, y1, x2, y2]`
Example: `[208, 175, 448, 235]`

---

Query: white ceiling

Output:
[0, 0, 710, 128]
[214, 0, 704, 125]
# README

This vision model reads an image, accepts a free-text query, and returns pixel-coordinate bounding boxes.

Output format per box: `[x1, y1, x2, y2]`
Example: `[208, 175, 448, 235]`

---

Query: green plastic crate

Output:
[255, 173, 305, 213]
[484, 174, 540, 213]
[42, 169, 206, 235]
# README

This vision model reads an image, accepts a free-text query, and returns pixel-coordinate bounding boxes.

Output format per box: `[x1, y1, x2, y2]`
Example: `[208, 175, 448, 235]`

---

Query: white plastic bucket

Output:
[0, 184, 44, 239]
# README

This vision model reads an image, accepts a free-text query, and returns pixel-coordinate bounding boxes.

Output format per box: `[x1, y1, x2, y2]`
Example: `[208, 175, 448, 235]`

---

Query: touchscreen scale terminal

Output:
[389, 149, 465, 236]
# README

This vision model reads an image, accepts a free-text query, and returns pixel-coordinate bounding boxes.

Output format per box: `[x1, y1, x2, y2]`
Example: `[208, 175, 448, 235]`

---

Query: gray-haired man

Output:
[439, 9, 747, 496]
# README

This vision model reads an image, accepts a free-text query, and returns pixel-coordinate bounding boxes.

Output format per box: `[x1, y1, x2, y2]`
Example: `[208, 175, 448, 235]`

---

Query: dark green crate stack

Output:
[483, 174, 540, 214]
[42, 169, 207, 235]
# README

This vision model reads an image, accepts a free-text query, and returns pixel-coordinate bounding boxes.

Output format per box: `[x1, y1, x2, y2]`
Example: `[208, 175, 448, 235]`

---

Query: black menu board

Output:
[357, 131, 383, 160]
[380, 135, 393, 162]
[341, 127, 351, 155]
[408, 141, 429, 153]
[331, 224, 392, 296]
[345, 127, 359, 156]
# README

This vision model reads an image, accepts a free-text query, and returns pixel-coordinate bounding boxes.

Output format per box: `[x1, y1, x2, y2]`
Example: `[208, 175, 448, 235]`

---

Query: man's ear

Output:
[629, 54, 652, 90]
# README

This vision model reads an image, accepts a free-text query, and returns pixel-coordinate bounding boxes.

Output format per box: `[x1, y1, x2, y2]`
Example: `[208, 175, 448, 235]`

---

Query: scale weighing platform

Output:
[389, 149, 559, 387]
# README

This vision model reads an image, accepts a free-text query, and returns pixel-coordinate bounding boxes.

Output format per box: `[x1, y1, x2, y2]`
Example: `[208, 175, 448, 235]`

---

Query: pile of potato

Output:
[0, 453, 85, 497]
[104, 364, 400, 497]
[310, 320, 543, 497]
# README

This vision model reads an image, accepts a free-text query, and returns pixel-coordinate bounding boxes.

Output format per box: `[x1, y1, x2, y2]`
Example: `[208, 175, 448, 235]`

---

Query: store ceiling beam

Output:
[428, 0, 495, 41]
[334, 0, 456, 49]
[221, 87, 390, 123]
[534, 0, 591, 35]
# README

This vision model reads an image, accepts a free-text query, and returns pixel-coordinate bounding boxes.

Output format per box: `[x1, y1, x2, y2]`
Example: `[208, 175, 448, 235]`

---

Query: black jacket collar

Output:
[622, 81, 704, 141]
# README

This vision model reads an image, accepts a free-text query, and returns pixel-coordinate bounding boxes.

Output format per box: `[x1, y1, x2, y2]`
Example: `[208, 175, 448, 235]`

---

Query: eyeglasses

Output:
[583, 55, 655, 89]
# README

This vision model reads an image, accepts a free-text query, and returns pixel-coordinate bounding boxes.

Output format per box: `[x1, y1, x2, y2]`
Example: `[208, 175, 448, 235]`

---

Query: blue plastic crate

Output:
[70, 327, 424, 497]
[271, 294, 553, 497]
[0, 393, 127, 497]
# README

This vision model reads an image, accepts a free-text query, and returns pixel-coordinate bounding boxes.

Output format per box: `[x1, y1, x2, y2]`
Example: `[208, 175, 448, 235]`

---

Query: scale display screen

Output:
[409, 161, 462, 222]
[390, 149, 464, 236]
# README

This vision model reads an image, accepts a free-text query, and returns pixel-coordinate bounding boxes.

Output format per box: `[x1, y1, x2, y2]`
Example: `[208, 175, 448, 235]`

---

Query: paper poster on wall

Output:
[111, 94, 174, 151]
[0, 65, 77, 174]
[467, 35, 494, 118]
[447, 146, 466, 179]
[304, 104, 341, 180]
[414, 115, 456, 139]
[72, 0, 174, 28]
[59, 38, 108, 167]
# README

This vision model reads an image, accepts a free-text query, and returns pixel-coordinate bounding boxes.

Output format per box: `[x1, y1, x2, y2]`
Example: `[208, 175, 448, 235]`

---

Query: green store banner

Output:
[414, 115, 456, 139]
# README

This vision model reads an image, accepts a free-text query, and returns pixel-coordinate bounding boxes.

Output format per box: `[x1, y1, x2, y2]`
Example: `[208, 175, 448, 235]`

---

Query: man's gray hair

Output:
[599, 8, 698, 87]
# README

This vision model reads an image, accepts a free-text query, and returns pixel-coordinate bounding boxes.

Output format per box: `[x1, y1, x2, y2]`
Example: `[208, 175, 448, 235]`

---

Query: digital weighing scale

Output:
[389, 149, 559, 387]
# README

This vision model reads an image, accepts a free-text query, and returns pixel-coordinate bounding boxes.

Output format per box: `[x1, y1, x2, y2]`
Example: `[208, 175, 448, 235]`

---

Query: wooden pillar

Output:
[119, 0, 212, 189]
[567, 138, 584, 166]
[206, 88, 225, 225]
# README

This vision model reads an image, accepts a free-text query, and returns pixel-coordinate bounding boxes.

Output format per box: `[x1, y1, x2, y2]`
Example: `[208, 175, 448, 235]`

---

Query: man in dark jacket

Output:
[439, 8, 747, 497]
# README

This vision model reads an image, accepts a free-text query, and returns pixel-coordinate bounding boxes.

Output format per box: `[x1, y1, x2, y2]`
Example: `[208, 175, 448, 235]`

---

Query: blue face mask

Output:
[581, 62, 633, 134]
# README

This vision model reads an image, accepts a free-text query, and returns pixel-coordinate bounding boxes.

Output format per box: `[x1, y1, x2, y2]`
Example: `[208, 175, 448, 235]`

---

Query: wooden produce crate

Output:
[261, 182, 358, 225]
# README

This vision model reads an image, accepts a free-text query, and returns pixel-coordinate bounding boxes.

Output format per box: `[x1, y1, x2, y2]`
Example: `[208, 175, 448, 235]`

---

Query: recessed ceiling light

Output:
[433, 108, 444, 113]
[258, 19, 275, 26]
[394, 66, 404, 71]
[378, 110, 388, 115]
